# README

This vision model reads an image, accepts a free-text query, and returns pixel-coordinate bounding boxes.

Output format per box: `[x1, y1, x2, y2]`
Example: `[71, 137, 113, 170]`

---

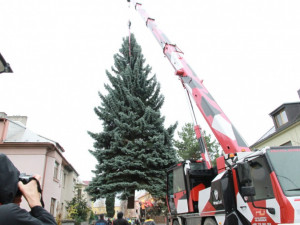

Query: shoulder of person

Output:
[96, 220, 108, 225]
[0, 203, 15, 220]
[0, 203, 55, 224]
[0, 203, 28, 215]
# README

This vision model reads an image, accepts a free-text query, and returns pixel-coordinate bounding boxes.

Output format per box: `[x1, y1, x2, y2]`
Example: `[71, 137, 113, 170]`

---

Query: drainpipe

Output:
[42, 148, 50, 194]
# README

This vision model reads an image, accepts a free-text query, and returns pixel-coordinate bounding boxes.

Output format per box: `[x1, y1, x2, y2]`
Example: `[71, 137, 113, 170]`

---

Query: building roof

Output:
[250, 102, 300, 148]
[82, 180, 90, 186]
[269, 102, 300, 116]
[5, 119, 65, 152]
[1, 116, 79, 176]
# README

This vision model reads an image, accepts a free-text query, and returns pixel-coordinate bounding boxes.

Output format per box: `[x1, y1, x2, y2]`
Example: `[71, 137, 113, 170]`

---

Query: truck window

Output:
[267, 148, 300, 197]
[167, 165, 187, 214]
[249, 157, 274, 201]
[173, 166, 186, 193]
[167, 171, 174, 196]
[167, 169, 177, 214]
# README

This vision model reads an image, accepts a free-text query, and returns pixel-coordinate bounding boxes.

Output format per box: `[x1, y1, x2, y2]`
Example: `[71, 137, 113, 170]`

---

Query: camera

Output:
[16, 173, 35, 196]
[16, 173, 45, 207]
[19, 173, 34, 184]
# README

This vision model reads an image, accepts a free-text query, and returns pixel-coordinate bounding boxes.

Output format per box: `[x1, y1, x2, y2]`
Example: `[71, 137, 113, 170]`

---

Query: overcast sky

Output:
[1, 0, 299, 180]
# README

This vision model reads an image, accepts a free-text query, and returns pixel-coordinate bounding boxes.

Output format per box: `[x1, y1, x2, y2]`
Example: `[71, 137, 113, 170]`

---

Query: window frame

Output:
[237, 156, 274, 202]
[275, 109, 288, 127]
[50, 198, 56, 215]
[54, 161, 59, 180]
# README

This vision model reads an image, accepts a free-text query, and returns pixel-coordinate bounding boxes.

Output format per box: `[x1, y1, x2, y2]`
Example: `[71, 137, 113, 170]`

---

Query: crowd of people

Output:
[96, 212, 156, 225]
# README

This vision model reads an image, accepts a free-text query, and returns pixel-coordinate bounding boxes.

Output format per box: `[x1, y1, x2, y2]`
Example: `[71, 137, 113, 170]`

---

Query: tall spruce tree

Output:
[87, 34, 177, 203]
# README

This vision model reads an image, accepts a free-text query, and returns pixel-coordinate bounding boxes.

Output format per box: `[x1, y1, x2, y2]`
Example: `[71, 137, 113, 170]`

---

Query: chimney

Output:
[298, 89, 300, 99]
[7, 115, 28, 126]
[0, 117, 9, 144]
[0, 112, 7, 118]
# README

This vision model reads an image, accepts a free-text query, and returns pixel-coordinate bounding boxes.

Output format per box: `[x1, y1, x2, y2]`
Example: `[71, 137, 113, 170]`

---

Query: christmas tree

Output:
[87, 34, 177, 204]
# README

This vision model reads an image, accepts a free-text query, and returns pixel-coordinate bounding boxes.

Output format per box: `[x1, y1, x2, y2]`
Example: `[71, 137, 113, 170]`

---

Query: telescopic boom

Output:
[129, 0, 250, 154]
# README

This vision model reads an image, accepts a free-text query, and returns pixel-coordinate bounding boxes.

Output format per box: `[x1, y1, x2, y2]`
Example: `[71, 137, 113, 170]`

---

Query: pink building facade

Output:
[0, 112, 79, 219]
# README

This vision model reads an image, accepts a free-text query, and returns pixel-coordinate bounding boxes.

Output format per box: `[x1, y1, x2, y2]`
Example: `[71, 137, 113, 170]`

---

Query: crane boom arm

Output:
[131, 0, 250, 154]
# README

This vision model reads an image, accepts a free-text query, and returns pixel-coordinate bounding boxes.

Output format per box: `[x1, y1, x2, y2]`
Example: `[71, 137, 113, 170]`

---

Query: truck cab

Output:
[234, 146, 300, 225]
[167, 146, 300, 225]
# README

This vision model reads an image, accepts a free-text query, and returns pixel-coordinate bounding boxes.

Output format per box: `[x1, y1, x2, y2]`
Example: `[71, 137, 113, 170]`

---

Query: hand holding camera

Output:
[0, 154, 56, 224]
[18, 174, 44, 208]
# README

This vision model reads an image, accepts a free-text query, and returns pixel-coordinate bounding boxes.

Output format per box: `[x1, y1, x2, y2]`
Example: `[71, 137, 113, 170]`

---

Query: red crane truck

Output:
[128, 1, 300, 225]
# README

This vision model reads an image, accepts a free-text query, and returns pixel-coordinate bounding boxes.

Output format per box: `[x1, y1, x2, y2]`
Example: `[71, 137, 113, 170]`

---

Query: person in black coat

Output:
[0, 153, 57, 225]
[113, 212, 129, 225]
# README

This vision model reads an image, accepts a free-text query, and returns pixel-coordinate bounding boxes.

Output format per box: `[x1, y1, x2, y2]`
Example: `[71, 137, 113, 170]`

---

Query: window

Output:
[267, 148, 300, 197]
[54, 161, 59, 179]
[173, 166, 186, 193]
[50, 198, 56, 215]
[275, 110, 288, 127]
[77, 188, 82, 198]
[167, 165, 187, 214]
[61, 171, 67, 187]
[73, 178, 76, 191]
[249, 157, 274, 201]
[167, 169, 176, 214]
[63, 173, 66, 187]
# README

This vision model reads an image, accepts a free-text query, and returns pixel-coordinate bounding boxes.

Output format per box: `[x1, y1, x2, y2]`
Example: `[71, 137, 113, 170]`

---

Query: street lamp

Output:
[0, 53, 13, 74]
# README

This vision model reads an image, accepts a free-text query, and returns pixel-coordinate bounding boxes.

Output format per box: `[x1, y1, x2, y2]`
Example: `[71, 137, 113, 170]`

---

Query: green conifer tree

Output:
[105, 194, 115, 218]
[87, 34, 177, 202]
[174, 123, 220, 165]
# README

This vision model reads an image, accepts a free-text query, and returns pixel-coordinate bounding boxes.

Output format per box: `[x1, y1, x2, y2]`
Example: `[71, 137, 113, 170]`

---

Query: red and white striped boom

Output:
[130, 0, 250, 154]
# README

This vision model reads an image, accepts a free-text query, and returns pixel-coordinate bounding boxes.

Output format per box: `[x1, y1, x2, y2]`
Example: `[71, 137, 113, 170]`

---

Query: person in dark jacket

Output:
[143, 215, 156, 225]
[96, 214, 108, 225]
[0, 153, 57, 225]
[113, 212, 129, 225]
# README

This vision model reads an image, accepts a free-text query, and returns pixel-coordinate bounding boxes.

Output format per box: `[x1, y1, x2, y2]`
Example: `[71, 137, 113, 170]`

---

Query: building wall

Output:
[0, 115, 80, 220]
[77, 183, 92, 208]
[93, 205, 106, 215]
[43, 151, 62, 216]
[60, 168, 77, 219]
[0, 147, 70, 217]
[252, 122, 300, 149]
[1, 148, 46, 177]
[92, 200, 122, 219]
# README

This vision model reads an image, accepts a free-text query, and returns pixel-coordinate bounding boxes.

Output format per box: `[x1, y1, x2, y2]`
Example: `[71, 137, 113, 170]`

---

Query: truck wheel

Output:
[204, 218, 217, 225]
[173, 220, 180, 225]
